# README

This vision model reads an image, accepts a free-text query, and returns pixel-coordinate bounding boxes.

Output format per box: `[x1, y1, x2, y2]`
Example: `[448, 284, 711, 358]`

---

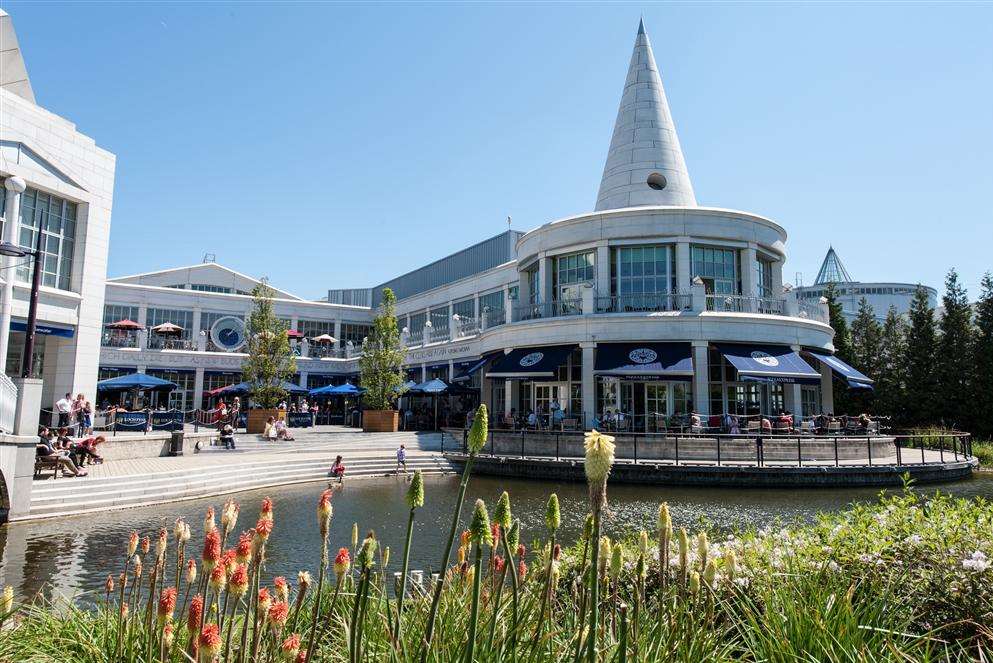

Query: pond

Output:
[2, 472, 991, 601]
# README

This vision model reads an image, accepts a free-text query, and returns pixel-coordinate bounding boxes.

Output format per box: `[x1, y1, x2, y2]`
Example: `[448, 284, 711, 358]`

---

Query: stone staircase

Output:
[26, 431, 457, 521]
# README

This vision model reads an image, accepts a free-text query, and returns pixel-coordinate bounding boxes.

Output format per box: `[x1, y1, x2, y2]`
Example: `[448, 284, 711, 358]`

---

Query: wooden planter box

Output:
[363, 410, 398, 433]
[246, 409, 281, 434]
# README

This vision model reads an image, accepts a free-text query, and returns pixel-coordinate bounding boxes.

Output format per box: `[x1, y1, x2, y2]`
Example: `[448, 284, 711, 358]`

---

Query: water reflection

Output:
[2, 473, 991, 601]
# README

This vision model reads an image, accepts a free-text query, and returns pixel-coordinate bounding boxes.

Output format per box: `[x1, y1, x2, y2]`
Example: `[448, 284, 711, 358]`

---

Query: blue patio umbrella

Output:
[97, 373, 178, 392]
[409, 378, 449, 394]
[328, 382, 365, 396]
[215, 380, 309, 397]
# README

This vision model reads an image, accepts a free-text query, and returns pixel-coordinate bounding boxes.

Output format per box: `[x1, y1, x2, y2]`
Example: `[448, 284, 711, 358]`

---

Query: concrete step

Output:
[27, 457, 455, 519]
[31, 456, 446, 499]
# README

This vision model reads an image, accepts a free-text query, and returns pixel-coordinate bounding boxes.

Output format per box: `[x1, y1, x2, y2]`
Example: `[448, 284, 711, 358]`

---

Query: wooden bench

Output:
[34, 448, 61, 479]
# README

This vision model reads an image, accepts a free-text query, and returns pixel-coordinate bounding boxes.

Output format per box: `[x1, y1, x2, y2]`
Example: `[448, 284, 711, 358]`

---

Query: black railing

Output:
[455, 429, 973, 469]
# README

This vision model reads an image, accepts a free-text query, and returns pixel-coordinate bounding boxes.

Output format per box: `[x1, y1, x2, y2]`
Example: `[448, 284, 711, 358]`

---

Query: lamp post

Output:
[0, 223, 46, 378]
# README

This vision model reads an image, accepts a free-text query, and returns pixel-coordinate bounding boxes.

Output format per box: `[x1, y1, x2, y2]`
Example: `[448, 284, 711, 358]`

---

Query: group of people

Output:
[262, 416, 295, 441]
[36, 425, 105, 477]
[54, 392, 95, 437]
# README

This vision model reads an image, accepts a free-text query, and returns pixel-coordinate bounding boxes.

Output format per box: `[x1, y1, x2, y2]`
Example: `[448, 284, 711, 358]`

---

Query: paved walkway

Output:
[36, 428, 448, 482]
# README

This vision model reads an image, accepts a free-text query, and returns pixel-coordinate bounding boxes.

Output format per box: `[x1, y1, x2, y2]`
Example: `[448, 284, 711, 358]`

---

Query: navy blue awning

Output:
[409, 378, 449, 394]
[808, 352, 874, 390]
[486, 345, 575, 379]
[715, 344, 820, 384]
[594, 343, 693, 380]
[97, 373, 177, 392]
[452, 355, 491, 383]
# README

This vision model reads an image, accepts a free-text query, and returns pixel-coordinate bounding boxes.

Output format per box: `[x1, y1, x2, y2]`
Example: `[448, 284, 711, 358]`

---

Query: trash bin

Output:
[169, 430, 185, 456]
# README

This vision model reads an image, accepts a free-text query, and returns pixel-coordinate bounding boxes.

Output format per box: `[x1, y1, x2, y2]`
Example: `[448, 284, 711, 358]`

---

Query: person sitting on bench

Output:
[37, 426, 86, 477]
[219, 423, 236, 450]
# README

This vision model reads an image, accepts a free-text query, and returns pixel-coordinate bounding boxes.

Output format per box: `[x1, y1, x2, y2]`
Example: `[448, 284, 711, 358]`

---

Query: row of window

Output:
[165, 284, 252, 295]
[799, 286, 918, 299]
[0, 184, 78, 292]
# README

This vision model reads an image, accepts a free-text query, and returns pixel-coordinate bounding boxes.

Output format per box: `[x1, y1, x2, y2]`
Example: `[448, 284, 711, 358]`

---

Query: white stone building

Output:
[0, 10, 116, 419]
[794, 247, 938, 323]
[100, 20, 864, 427]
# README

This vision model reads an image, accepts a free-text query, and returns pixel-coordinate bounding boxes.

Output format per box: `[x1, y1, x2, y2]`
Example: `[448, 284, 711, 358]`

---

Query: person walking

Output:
[55, 393, 72, 429]
[396, 444, 407, 475]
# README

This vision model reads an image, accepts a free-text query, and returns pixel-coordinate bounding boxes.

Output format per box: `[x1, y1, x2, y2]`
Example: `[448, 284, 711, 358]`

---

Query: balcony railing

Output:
[102, 333, 139, 348]
[511, 299, 582, 322]
[481, 307, 506, 329]
[147, 337, 197, 351]
[705, 294, 785, 315]
[797, 300, 830, 324]
[456, 316, 480, 337]
[595, 293, 691, 314]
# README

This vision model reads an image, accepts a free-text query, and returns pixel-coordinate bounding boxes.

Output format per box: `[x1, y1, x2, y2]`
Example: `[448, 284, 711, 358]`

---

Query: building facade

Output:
[101, 20, 855, 425]
[0, 10, 117, 412]
[794, 247, 938, 322]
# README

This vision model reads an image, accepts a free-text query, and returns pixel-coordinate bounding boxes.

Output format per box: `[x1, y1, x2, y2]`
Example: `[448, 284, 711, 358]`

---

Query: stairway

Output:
[25, 431, 457, 521]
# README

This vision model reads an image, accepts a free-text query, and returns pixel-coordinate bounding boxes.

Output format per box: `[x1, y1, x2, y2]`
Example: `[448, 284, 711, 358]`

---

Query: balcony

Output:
[510, 299, 582, 322]
[102, 333, 139, 349]
[595, 293, 690, 314]
[705, 294, 785, 316]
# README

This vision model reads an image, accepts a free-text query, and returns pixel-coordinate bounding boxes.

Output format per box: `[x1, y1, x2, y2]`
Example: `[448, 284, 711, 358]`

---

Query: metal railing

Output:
[797, 300, 829, 323]
[705, 294, 786, 315]
[481, 307, 506, 329]
[457, 428, 973, 469]
[102, 333, 140, 348]
[595, 292, 691, 314]
[511, 299, 583, 322]
[146, 337, 197, 351]
[456, 316, 480, 337]
[0, 373, 16, 434]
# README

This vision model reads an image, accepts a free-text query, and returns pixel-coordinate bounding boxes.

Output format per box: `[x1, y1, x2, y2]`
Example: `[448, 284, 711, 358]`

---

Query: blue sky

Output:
[6, 2, 992, 300]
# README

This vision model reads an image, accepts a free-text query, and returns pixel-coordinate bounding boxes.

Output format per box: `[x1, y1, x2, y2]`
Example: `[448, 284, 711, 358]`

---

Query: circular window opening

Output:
[647, 172, 667, 190]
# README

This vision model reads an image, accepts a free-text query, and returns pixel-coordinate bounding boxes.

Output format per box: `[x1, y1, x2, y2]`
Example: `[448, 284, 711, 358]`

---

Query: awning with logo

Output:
[452, 356, 491, 383]
[486, 345, 575, 379]
[807, 351, 874, 390]
[594, 343, 693, 380]
[715, 343, 820, 384]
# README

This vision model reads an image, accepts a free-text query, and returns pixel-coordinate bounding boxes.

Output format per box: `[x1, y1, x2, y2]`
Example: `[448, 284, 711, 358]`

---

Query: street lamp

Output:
[0, 225, 46, 378]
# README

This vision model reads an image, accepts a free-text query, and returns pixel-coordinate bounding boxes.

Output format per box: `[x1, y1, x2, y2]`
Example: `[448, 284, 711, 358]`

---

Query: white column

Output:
[784, 345, 803, 415]
[504, 379, 512, 418]
[290, 314, 299, 333]
[596, 244, 610, 296]
[581, 342, 596, 426]
[540, 256, 554, 303]
[193, 367, 205, 410]
[333, 320, 341, 351]
[691, 341, 710, 415]
[448, 360, 455, 382]
[191, 307, 202, 348]
[820, 362, 835, 414]
[137, 306, 149, 350]
[676, 241, 691, 294]
[741, 246, 757, 298]
[420, 363, 426, 382]
[0, 176, 26, 370]
[298, 371, 308, 388]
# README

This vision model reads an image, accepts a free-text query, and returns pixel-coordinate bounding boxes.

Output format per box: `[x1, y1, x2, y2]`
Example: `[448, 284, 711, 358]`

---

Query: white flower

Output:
[904, 534, 922, 546]
[961, 551, 990, 573]
[827, 561, 841, 573]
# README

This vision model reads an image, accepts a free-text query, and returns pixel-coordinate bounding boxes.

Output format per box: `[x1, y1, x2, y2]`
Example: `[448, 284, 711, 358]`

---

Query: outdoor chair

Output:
[560, 418, 578, 431]
[827, 421, 842, 434]
[34, 448, 61, 479]
[800, 420, 814, 434]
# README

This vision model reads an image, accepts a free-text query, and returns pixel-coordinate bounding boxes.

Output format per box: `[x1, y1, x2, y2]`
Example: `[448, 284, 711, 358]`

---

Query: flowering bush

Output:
[0, 480, 990, 661]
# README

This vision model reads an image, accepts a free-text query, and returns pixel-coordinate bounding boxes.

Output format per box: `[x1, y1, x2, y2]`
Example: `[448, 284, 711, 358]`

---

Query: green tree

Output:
[971, 273, 993, 438]
[936, 269, 974, 431]
[849, 297, 882, 413]
[359, 288, 406, 411]
[242, 280, 296, 408]
[875, 306, 908, 422]
[824, 283, 853, 413]
[904, 285, 939, 426]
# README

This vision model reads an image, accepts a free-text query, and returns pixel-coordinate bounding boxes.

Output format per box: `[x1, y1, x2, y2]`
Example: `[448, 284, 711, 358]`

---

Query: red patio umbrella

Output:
[106, 319, 144, 330]
[286, 329, 304, 338]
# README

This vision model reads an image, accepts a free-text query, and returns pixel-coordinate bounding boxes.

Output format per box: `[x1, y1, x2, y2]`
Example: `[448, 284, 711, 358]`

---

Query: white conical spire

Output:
[0, 10, 36, 104]
[595, 18, 695, 211]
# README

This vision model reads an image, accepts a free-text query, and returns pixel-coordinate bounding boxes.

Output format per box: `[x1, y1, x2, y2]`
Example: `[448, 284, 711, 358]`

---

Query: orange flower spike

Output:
[185, 559, 197, 585]
[105, 574, 115, 594]
[127, 531, 139, 557]
[273, 576, 289, 604]
[460, 530, 471, 547]
[198, 623, 222, 661]
[255, 518, 273, 542]
[208, 564, 226, 592]
[280, 633, 301, 662]
[518, 560, 528, 582]
[333, 548, 351, 576]
[203, 506, 216, 533]
[257, 587, 272, 614]
[235, 531, 253, 564]
[260, 496, 274, 523]
[140, 536, 150, 556]
[157, 587, 177, 625]
[202, 530, 221, 571]
[267, 600, 290, 629]
[228, 564, 249, 598]
[187, 594, 204, 634]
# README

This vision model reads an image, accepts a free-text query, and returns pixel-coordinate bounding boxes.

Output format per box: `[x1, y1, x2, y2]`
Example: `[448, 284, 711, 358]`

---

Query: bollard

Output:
[834, 436, 839, 467]
[867, 436, 872, 466]
[634, 435, 638, 465]
[896, 437, 902, 466]
[797, 436, 802, 467]
[674, 435, 680, 466]
[715, 436, 721, 467]
[555, 433, 560, 461]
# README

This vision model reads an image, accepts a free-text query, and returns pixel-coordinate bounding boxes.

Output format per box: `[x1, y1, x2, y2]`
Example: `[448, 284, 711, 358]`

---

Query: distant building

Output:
[794, 247, 937, 322]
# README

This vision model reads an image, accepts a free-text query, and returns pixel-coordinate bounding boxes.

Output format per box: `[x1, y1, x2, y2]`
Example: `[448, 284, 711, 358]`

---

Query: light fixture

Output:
[0, 242, 30, 258]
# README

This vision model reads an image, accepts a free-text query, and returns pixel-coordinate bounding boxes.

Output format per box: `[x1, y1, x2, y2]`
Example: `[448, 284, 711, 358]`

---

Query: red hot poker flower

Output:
[229, 564, 249, 597]
[267, 600, 290, 629]
[280, 633, 301, 662]
[259, 497, 273, 522]
[333, 548, 351, 576]
[202, 530, 221, 571]
[255, 518, 273, 542]
[235, 531, 253, 564]
[187, 594, 204, 633]
[273, 576, 289, 603]
[198, 623, 222, 661]
[518, 560, 528, 582]
[157, 587, 177, 624]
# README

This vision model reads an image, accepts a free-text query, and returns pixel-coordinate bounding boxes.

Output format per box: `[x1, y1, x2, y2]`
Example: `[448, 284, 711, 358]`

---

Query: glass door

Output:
[534, 383, 566, 428]
[645, 383, 669, 432]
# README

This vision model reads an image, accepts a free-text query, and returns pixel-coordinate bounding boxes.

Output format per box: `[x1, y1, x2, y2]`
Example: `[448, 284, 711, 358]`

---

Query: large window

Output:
[408, 312, 426, 341]
[146, 308, 194, 346]
[17, 187, 77, 290]
[202, 372, 242, 407]
[429, 306, 449, 340]
[524, 264, 539, 304]
[453, 298, 475, 320]
[340, 322, 371, 346]
[612, 245, 675, 298]
[146, 369, 195, 411]
[479, 290, 504, 327]
[103, 304, 139, 325]
[554, 251, 594, 302]
[691, 246, 739, 296]
[102, 304, 140, 347]
[754, 255, 774, 298]
[299, 319, 335, 339]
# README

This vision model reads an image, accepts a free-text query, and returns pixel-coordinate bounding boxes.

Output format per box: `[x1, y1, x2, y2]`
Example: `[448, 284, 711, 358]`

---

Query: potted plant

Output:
[242, 280, 297, 433]
[359, 287, 407, 432]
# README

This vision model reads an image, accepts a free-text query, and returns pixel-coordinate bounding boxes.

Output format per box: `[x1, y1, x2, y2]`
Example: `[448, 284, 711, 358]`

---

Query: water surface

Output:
[2, 473, 991, 601]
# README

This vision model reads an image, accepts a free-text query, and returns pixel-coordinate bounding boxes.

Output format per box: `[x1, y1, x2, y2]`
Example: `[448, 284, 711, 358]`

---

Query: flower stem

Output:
[393, 506, 416, 646]
[587, 507, 602, 663]
[464, 542, 483, 663]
